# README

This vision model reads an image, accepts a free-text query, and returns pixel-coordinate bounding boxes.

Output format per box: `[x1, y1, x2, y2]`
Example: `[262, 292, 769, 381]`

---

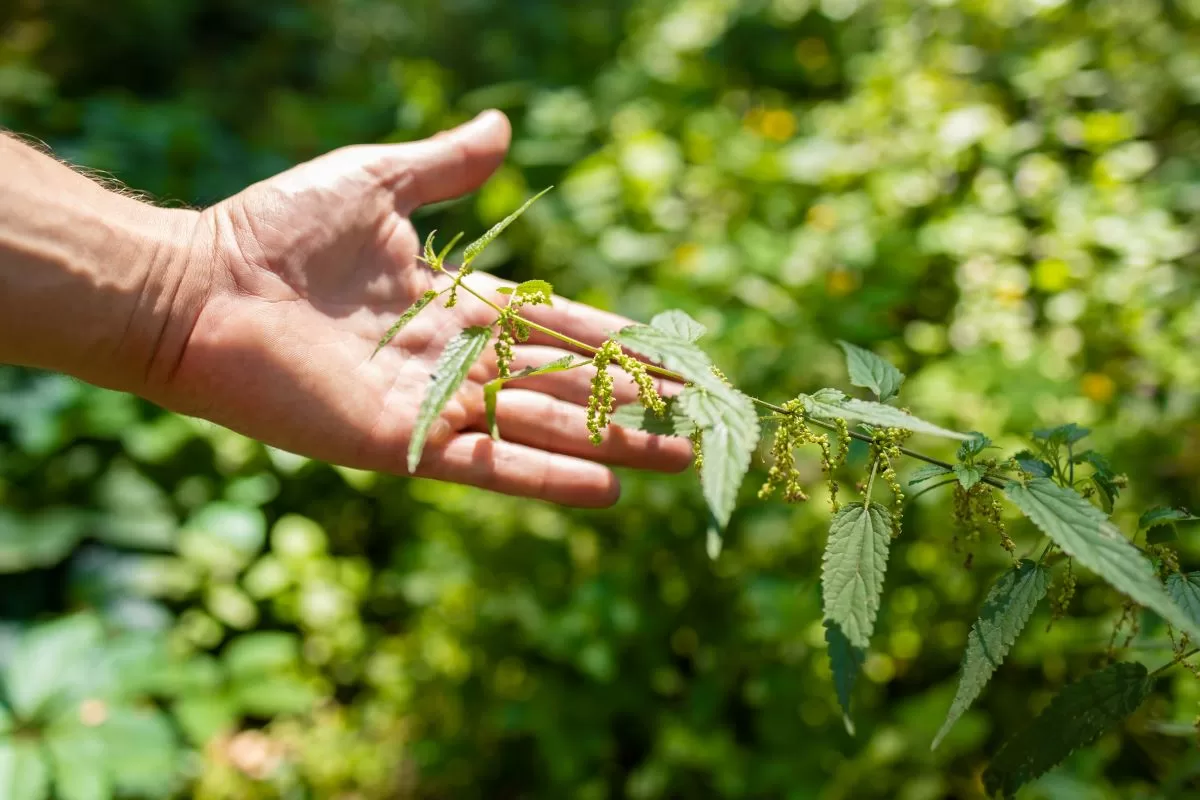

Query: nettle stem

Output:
[455, 273, 1006, 489]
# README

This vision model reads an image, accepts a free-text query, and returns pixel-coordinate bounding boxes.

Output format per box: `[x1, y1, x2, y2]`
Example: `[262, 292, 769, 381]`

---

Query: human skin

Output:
[0, 111, 693, 506]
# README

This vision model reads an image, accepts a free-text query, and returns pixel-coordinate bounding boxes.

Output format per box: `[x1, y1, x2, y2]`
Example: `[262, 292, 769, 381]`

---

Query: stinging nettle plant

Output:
[377, 190, 1200, 798]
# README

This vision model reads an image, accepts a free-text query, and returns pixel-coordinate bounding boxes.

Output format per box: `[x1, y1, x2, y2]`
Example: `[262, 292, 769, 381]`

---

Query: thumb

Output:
[392, 110, 512, 211]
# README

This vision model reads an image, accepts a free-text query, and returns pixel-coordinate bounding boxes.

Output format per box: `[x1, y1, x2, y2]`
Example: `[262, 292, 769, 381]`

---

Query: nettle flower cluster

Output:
[375, 192, 1200, 799]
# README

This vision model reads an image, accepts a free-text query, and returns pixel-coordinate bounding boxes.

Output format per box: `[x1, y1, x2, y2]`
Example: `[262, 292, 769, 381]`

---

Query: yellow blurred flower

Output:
[1033, 258, 1071, 292]
[806, 203, 838, 231]
[826, 267, 858, 297]
[1081, 372, 1116, 403]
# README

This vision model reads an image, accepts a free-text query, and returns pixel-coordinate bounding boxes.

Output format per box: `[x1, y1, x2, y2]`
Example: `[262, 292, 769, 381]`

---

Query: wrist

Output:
[0, 137, 214, 397]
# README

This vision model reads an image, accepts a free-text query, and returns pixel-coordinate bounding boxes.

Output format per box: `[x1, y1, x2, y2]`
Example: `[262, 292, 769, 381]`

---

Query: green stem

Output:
[863, 459, 879, 509]
[1151, 647, 1200, 678]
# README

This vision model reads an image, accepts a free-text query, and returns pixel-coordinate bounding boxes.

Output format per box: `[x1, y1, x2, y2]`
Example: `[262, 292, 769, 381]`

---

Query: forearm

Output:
[0, 133, 208, 394]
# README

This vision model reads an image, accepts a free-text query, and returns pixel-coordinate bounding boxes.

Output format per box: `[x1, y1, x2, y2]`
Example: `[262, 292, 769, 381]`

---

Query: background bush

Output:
[1, 0, 1199, 797]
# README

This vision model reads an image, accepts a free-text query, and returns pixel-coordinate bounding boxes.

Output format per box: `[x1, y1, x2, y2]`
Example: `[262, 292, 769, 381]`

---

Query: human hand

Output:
[150, 111, 691, 506]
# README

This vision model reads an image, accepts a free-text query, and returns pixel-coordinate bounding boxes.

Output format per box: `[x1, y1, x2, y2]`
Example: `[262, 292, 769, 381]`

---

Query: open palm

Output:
[159, 111, 690, 506]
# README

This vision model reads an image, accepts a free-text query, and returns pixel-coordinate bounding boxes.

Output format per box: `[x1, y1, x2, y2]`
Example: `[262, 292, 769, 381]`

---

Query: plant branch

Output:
[1151, 647, 1200, 678]
[451, 269, 1006, 488]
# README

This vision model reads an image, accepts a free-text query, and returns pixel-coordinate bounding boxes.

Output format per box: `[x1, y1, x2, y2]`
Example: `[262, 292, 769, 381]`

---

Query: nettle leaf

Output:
[650, 310, 707, 343]
[512, 279, 554, 303]
[909, 464, 952, 486]
[407, 326, 491, 472]
[837, 341, 905, 402]
[932, 560, 1050, 750]
[612, 398, 696, 437]
[372, 290, 439, 358]
[825, 621, 865, 736]
[484, 356, 579, 440]
[1139, 506, 1200, 531]
[677, 385, 760, 536]
[436, 232, 463, 266]
[1013, 451, 1053, 478]
[983, 662, 1152, 797]
[953, 464, 983, 491]
[1167, 572, 1200, 628]
[462, 187, 551, 267]
[615, 324, 717, 389]
[422, 229, 438, 265]
[1005, 478, 1200, 640]
[800, 390, 968, 441]
[822, 503, 893, 649]
[1033, 423, 1090, 446]
[957, 432, 991, 460]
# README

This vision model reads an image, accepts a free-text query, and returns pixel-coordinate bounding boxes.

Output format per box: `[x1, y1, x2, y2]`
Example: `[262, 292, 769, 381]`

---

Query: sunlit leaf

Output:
[650, 310, 706, 343]
[953, 464, 983, 491]
[615, 324, 718, 389]
[0, 739, 49, 800]
[462, 187, 552, 267]
[408, 326, 491, 472]
[800, 390, 968, 441]
[908, 464, 952, 486]
[372, 290, 439, 358]
[1006, 478, 1200, 640]
[677, 385, 759, 533]
[612, 398, 696, 437]
[837, 341, 904, 402]
[484, 356, 579, 440]
[1167, 572, 1200, 628]
[822, 503, 893, 649]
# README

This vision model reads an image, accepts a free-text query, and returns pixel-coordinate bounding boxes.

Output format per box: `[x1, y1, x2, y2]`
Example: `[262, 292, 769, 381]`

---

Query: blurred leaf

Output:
[1139, 507, 1200, 531]
[1005, 478, 1200, 640]
[223, 632, 301, 679]
[179, 503, 266, 574]
[822, 503, 892, 649]
[233, 675, 318, 717]
[0, 510, 88, 573]
[172, 694, 238, 746]
[1014, 451, 1054, 478]
[99, 707, 178, 797]
[837, 341, 904, 402]
[45, 721, 110, 800]
[1033, 424, 1090, 446]
[909, 464, 952, 486]
[984, 662, 1151, 797]
[408, 326, 491, 471]
[933, 560, 1050, 749]
[3, 613, 103, 719]
[0, 739, 49, 800]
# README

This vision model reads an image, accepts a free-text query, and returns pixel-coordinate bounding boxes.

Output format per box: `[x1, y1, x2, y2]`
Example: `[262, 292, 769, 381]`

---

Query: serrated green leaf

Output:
[1167, 572, 1200, 628]
[462, 187, 551, 266]
[511, 279, 554, 303]
[932, 560, 1050, 750]
[1139, 506, 1200, 531]
[422, 229, 437, 264]
[1033, 423, 1090, 446]
[953, 464, 983, 491]
[1005, 478, 1200, 640]
[435, 231, 463, 266]
[958, 432, 992, 460]
[909, 464, 952, 486]
[408, 326, 491, 472]
[0, 739, 49, 800]
[799, 390, 968, 441]
[372, 290, 439, 358]
[822, 503, 893, 649]
[484, 356, 580, 440]
[837, 341, 905, 402]
[677, 385, 759, 530]
[611, 398, 696, 437]
[1092, 473, 1118, 513]
[615, 324, 719, 389]
[1013, 451, 1053, 478]
[650, 310, 707, 343]
[825, 621, 865, 735]
[983, 662, 1151, 797]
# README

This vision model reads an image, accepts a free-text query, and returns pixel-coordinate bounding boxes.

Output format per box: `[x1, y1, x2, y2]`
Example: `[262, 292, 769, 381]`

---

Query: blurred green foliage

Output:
[2, 0, 1200, 797]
